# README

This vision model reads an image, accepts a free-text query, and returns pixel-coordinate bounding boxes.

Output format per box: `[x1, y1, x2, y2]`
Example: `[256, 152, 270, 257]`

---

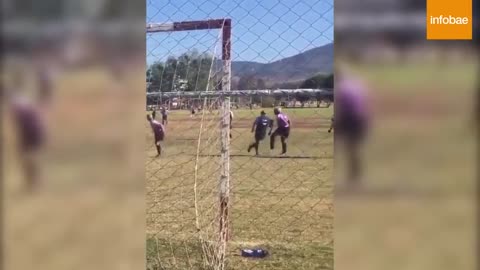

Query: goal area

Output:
[146, 18, 333, 270]
[147, 19, 232, 270]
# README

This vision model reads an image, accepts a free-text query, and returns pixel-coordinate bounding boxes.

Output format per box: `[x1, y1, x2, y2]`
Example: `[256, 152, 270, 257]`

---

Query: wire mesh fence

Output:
[146, 0, 333, 269]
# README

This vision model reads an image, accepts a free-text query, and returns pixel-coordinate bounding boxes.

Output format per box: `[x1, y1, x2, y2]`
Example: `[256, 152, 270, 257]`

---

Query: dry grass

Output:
[146, 108, 334, 269]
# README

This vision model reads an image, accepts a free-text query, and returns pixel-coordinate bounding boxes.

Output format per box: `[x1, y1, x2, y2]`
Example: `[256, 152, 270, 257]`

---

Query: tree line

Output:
[147, 50, 220, 93]
[147, 50, 333, 93]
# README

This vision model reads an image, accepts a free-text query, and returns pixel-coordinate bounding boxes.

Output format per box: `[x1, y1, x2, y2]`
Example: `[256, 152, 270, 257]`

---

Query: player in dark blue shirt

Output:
[247, 111, 273, 155]
[190, 106, 196, 117]
[161, 106, 168, 125]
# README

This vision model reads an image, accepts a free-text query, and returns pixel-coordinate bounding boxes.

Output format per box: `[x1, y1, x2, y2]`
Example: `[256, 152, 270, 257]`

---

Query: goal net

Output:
[146, 19, 231, 270]
[146, 18, 334, 270]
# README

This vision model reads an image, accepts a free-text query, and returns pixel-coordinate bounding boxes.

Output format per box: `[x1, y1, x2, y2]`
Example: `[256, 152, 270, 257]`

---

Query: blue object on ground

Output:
[241, 249, 268, 258]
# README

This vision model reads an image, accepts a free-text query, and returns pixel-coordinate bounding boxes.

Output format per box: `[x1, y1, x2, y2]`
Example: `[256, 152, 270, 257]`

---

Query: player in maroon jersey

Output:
[269, 107, 291, 155]
[147, 113, 165, 157]
[7, 72, 46, 192]
[335, 70, 369, 186]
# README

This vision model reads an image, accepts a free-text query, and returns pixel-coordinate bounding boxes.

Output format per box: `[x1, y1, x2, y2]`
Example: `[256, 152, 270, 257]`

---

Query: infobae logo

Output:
[426, 0, 472, 40]
[429, 15, 469, 25]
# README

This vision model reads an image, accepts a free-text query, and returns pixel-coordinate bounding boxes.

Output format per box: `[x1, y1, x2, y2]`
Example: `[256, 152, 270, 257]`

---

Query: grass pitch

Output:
[146, 107, 334, 269]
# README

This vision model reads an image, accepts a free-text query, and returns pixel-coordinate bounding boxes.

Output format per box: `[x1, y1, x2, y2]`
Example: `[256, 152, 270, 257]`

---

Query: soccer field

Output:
[146, 107, 334, 269]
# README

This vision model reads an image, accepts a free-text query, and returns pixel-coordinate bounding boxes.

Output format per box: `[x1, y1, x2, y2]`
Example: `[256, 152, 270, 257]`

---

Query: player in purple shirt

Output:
[247, 111, 273, 155]
[335, 70, 369, 186]
[229, 110, 234, 139]
[269, 108, 291, 155]
[147, 113, 165, 157]
[7, 69, 47, 192]
[11, 96, 46, 191]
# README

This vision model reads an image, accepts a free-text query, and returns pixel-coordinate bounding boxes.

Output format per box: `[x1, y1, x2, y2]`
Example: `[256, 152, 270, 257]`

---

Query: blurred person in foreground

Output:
[6, 72, 48, 192]
[335, 68, 370, 188]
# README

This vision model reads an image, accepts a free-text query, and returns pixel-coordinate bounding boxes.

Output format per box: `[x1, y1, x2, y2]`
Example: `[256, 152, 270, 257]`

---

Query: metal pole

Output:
[218, 18, 231, 269]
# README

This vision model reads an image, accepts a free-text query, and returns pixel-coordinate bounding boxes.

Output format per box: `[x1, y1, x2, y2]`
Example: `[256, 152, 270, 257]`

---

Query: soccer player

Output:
[269, 107, 290, 155]
[7, 73, 46, 192]
[151, 109, 156, 119]
[248, 110, 273, 155]
[328, 114, 334, 133]
[161, 106, 168, 126]
[36, 64, 54, 106]
[147, 113, 165, 157]
[229, 110, 234, 139]
[335, 69, 369, 186]
[190, 106, 195, 118]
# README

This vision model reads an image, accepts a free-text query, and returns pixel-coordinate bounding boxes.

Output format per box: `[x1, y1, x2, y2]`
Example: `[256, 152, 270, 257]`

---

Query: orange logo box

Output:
[426, 0, 472, 40]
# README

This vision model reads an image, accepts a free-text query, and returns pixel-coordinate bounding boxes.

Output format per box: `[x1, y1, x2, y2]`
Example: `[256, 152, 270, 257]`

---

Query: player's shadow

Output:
[335, 185, 447, 199]
[175, 138, 208, 141]
[193, 154, 331, 160]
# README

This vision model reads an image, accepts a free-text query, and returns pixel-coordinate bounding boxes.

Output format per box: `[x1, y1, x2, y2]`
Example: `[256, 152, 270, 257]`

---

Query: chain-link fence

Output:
[146, 1, 333, 269]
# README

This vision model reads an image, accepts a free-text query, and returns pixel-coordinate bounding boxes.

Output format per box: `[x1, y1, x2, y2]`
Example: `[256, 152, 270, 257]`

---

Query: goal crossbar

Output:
[147, 19, 231, 61]
[147, 19, 229, 33]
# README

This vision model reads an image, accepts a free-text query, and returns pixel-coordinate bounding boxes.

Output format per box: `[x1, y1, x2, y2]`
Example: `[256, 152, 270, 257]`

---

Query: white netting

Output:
[146, 24, 230, 270]
[147, 1, 334, 269]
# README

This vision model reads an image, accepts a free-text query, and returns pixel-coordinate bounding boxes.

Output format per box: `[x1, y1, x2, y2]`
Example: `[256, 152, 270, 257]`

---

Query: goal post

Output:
[147, 18, 232, 269]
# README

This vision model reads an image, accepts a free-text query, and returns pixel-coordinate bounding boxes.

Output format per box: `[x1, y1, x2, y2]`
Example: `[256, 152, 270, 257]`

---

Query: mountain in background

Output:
[147, 43, 333, 92]
[231, 42, 333, 85]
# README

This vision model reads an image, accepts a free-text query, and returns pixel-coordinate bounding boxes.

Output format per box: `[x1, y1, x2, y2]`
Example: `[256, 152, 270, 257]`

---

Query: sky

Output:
[146, 0, 333, 65]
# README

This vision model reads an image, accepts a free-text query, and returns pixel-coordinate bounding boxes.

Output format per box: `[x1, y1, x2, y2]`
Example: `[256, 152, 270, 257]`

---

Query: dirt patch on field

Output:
[371, 93, 473, 117]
